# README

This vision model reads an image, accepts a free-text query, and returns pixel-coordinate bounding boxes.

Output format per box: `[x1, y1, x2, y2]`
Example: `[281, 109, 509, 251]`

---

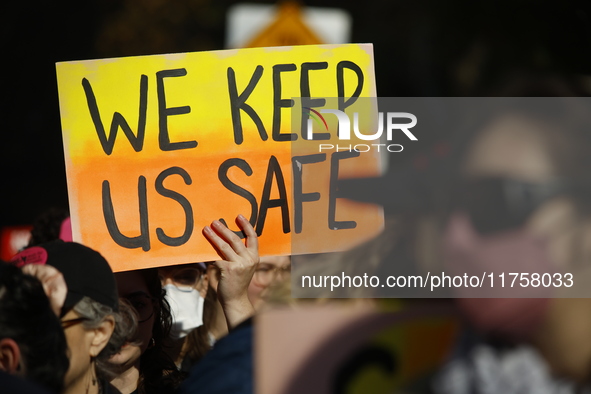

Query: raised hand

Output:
[202, 214, 259, 329]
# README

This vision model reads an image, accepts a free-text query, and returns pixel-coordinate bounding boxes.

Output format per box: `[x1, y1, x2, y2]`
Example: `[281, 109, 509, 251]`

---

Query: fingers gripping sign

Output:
[202, 214, 259, 329]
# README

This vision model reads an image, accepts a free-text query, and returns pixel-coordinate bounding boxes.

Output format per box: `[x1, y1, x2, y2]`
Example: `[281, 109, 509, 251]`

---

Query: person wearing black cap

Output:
[11, 241, 136, 394]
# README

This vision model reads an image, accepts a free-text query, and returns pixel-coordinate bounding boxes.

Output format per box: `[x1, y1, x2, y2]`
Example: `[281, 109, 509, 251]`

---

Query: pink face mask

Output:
[442, 213, 554, 340]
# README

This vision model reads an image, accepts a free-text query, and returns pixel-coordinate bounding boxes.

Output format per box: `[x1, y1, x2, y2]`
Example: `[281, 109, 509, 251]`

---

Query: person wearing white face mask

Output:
[159, 262, 209, 368]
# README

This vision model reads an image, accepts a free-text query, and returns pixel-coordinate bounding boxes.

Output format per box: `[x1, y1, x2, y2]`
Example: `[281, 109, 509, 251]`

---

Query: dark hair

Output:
[182, 283, 217, 367]
[0, 261, 69, 393]
[448, 78, 591, 215]
[26, 207, 69, 247]
[137, 268, 184, 394]
[76, 296, 137, 384]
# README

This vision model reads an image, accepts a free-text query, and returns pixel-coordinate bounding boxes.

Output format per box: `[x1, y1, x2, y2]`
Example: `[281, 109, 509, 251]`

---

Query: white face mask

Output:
[164, 284, 205, 340]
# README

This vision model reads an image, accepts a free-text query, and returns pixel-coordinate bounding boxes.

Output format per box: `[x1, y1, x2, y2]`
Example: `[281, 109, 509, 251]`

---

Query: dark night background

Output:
[2, 0, 591, 227]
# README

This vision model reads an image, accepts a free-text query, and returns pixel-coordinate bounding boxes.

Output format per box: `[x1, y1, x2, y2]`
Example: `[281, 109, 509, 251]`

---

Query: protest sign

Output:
[56, 44, 383, 271]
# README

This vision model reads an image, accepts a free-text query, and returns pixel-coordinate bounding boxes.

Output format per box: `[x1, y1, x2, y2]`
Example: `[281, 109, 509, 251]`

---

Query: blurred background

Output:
[2, 0, 591, 229]
[4, 3, 591, 392]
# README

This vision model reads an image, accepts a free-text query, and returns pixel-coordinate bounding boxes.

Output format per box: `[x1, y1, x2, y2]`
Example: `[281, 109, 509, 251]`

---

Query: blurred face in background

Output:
[442, 112, 591, 379]
[248, 255, 291, 310]
[458, 114, 577, 260]
[444, 114, 580, 279]
[110, 271, 155, 368]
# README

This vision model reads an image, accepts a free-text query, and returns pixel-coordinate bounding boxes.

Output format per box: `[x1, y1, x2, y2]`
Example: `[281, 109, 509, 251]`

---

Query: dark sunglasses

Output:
[451, 177, 568, 234]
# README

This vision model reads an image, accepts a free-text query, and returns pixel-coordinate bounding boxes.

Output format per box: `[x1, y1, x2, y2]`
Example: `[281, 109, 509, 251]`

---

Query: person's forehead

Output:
[259, 255, 291, 267]
[463, 114, 556, 182]
[158, 263, 203, 276]
[114, 271, 148, 296]
[61, 309, 80, 320]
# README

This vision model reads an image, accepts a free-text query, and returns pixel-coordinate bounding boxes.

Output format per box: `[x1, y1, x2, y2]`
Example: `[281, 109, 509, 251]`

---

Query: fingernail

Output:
[212, 220, 223, 228]
[203, 226, 212, 235]
[238, 214, 246, 221]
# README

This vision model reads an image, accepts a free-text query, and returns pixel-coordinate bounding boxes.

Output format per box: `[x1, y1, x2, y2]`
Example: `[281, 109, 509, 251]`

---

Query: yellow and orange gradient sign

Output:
[56, 44, 383, 271]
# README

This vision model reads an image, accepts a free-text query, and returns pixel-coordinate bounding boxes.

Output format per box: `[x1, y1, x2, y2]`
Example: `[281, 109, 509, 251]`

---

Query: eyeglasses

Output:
[253, 263, 291, 286]
[451, 177, 568, 234]
[160, 267, 206, 291]
[61, 317, 90, 329]
[123, 292, 155, 323]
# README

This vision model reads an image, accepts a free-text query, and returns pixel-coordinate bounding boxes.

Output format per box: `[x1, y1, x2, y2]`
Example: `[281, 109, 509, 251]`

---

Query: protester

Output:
[0, 261, 69, 393]
[158, 262, 209, 369]
[178, 215, 258, 394]
[178, 279, 219, 369]
[163, 253, 289, 373]
[11, 241, 136, 394]
[433, 80, 591, 392]
[110, 268, 183, 394]
[211, 254, 291, 332]
[247, 255, 291, 311]
[107, 214, 258, 393]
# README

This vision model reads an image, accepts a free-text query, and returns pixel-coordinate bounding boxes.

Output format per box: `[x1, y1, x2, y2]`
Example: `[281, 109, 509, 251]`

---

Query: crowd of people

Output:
[4, 77, 591, 394]
[0, 213, 290, 394]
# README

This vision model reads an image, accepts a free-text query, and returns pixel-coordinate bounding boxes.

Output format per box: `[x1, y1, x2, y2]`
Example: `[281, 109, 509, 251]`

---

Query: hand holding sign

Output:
[203, 214, 258, 329]
[57, 44, 383, 271]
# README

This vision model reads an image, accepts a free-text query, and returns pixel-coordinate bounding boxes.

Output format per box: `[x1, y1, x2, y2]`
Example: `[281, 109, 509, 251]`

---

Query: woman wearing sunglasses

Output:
[109, 215, 258, 393]
[435, 81, 591, 392]
[158, 262, 210, 370]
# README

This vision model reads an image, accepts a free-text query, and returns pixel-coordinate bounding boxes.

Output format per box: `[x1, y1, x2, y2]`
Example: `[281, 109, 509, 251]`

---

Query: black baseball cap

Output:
[10, 240, 119, 316]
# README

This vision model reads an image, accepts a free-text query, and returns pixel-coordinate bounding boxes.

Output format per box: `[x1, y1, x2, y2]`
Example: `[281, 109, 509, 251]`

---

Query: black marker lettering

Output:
[256, 155, 290, 236]
[102, 177, 150, 251]
[156, 68, 197, 151]
[292, 154, 325, 233]
[155, 167, 194, 246]
[82, 76, 148, 155]
[336, 61, 364, 112]
[272, 64, 297, 141]
[228, 66, 267, 145]
[328, 151, 359, 230]
[218, 158, 258, 239]
[301, 62, 329, 140]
